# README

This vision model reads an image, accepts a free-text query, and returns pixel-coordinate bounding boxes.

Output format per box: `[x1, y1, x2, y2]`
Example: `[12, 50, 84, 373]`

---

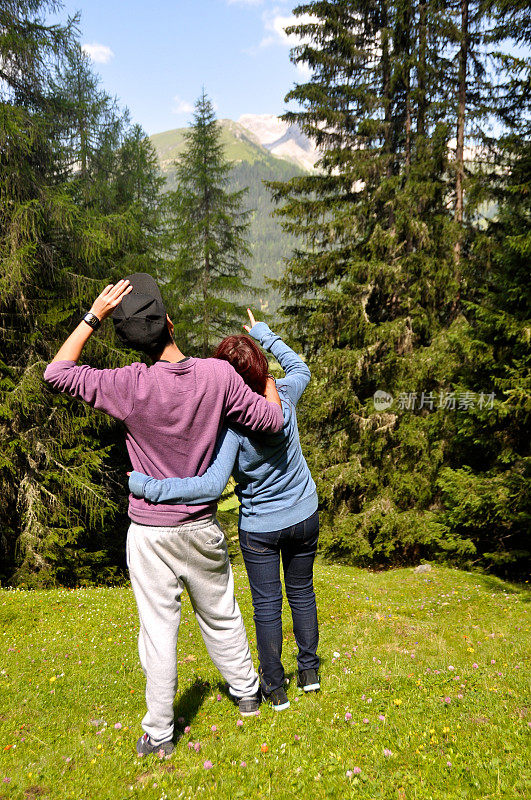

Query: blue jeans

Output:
[239, 510, 319, 695]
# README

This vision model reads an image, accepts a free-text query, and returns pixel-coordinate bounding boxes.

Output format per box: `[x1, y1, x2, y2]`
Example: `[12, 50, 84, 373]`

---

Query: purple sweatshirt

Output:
[43, 358, 284, 526]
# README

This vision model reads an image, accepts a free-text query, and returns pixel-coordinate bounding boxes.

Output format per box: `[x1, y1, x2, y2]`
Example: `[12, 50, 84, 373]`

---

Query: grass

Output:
[0, 561, 529, 800]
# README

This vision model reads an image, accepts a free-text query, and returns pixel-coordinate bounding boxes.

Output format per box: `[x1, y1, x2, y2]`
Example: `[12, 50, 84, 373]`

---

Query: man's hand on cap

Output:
[90, 280, 133, 322]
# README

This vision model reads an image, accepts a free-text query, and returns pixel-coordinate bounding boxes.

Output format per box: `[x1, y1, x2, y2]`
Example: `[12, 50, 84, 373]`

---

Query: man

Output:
[44, 274, 284, 758]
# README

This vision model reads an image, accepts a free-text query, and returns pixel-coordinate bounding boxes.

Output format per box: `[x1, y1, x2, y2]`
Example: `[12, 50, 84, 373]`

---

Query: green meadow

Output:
[1, 563, 529, 800]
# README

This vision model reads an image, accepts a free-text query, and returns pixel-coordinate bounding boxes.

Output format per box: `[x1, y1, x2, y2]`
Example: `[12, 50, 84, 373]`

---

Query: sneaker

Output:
[136, 732, 174, 758]
[238, 692, 261, 717]
[297, 668, 320, 692]
[263, 687, 290, 711]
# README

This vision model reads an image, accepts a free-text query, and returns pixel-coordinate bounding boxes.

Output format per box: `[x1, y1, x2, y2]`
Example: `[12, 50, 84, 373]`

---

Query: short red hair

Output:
[213, 335, 269, 395]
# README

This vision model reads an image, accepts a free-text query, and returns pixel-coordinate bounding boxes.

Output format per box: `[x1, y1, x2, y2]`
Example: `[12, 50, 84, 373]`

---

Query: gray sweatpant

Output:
[126, 517, 259, 744]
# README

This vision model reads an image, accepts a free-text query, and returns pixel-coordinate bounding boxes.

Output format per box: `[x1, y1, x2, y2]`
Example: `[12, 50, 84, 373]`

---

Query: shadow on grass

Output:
[473, 573, 530, 599]
[173, 678, 210, 734]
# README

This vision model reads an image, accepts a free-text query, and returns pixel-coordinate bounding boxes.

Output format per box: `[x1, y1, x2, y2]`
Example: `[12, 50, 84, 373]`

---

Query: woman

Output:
[129, 310, 319, 711]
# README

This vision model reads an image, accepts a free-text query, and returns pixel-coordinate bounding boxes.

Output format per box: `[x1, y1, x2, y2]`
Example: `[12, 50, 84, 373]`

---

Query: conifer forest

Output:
[1, 0, 529, 586]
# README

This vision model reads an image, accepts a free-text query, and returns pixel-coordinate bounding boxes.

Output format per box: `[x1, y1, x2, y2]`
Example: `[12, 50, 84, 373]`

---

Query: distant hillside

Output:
[150, 120, 308, 313]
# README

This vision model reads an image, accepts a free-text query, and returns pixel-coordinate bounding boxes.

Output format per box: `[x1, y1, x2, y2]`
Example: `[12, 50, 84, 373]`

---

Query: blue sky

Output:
[53, 0, 309, 135]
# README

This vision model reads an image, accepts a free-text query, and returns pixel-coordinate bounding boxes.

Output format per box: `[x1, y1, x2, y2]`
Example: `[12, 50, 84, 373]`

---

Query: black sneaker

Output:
[263, 687, 290, 711]
[297, 668, 320, 692]
[238, 692, 261, 716]
[136, 732, 174, 758]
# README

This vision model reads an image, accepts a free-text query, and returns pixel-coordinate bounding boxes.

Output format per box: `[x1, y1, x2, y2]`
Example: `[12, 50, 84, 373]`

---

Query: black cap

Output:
[112, 273, 168, 352]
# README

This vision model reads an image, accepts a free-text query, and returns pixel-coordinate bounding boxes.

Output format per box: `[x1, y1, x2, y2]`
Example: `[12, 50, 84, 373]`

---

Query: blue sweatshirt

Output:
[128, 322, 318, 532]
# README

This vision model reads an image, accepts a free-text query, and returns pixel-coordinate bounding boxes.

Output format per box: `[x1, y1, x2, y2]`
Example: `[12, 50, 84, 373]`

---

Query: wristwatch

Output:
[82, 311, 101, 331]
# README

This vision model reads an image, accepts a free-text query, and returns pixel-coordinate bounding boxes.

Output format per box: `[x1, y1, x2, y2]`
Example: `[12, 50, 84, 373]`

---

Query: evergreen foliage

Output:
[160, 92, 252, 356]
[151, 125, 306, 314]
[1, 0, 528, 585]
[0, 0, 163, 586]
[269, 0, 530, 574]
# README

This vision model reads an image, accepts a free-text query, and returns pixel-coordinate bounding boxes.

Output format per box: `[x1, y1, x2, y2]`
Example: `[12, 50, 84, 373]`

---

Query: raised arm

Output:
[245, 312, 311, 405]
[44, 280, 137, 420]
[128, 427, 239, 504]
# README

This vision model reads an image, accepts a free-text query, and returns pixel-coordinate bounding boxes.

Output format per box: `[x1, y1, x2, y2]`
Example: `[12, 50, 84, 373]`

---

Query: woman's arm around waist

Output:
[128, 426, 239, 504]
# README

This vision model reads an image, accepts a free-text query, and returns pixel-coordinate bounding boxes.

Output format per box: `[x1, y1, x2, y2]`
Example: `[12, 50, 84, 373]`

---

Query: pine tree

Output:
[161, 91, 252, 356]
[269, 0, 529, 570]
[436, 0, 531, 575]
[0, 2, 163, 586]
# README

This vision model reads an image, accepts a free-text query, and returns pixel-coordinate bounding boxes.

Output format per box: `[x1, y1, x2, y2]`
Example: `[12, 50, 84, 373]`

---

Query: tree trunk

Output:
[417, 2, 427, 140]
[202, 249, 210, 358]
[454, 0, 468, 266]
[381, 1, 395, 230]
[382, 4, 392, 180]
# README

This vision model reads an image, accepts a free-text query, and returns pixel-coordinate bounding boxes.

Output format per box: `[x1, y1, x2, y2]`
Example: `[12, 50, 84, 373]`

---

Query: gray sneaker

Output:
[238, 692, 261, 716]
[136, 732, 174, 758]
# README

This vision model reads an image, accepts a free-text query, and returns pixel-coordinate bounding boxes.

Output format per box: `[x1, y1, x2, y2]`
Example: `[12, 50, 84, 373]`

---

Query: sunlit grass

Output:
[0, 563, 529, 799]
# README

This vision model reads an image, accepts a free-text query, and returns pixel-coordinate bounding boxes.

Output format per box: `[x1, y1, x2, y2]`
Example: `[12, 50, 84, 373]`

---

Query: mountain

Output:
[149, 119, 309, 313]
[238, 113, 320, 172]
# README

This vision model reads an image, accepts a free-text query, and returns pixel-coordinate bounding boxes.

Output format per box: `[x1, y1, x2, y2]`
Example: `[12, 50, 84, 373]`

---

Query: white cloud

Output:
[81, 43, 114, 64]
[260, 12, 315, 49]
[172, 96, 194, 115]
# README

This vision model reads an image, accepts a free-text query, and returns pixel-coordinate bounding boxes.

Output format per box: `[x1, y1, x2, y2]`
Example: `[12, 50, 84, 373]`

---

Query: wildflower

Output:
[333, 651, 340, 658]
[346, 771, 353, 779]
[393, 699, 402, 706]
[448, 665, 454, 671]
[194, 742, 201, 753]
[363, 718, 369, 724]
[236, 719, 243, 727]
[442, 727, 450, 734]
[447, 761, 452, 768]
[457, 693, 463, 699]
[3, 778, 11, 784]
[211, 725, 217, 733]
[472, 663, 478, 669]
[217, 694, 222, 701]
[114, 723, 122, 730]
[294, 735, 300, 741]
[345, 712, 352, 721]
[187, 742, 194, 749]
[444, 697, 451, 704]
[203, 760, 213, 769]
[383, 749, 392, 757]
[378, 715, 385, 722]
[353, 766, 361, 774]
[184, 725, 191, 734]
[261, 744, 269, 753]
[240, 761, 247, 767]
[491, 659, 495, 664]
